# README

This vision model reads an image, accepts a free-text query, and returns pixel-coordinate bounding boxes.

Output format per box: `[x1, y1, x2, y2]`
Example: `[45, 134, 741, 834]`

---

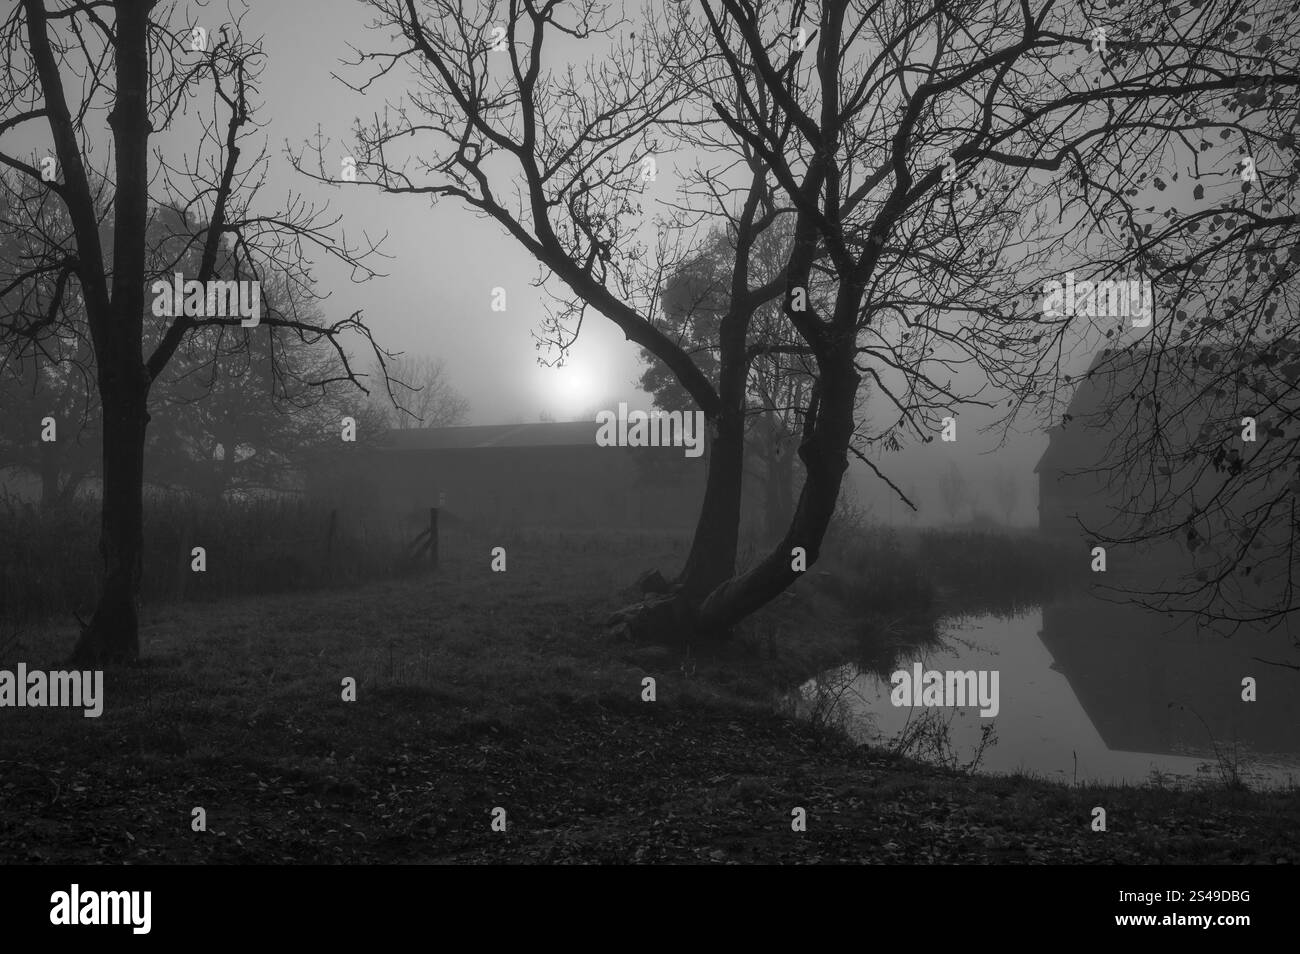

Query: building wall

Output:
[1038, 465, 1111, 537]
[323, 444, 708, 530]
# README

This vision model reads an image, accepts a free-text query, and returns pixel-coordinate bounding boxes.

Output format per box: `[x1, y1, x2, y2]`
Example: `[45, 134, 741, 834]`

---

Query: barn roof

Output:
[379, 420, 601, 451]
[1034, 349, 1134, 475]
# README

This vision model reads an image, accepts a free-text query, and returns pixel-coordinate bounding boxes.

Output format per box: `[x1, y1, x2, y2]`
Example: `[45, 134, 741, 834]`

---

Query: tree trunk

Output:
[696, 356, 859, 633]
[614, 351, 859, 645]
[70, 382, 148, 664]
[68, 0, 152, 665]
[675, 404, 745, 601]
[674, 300, 755, 601]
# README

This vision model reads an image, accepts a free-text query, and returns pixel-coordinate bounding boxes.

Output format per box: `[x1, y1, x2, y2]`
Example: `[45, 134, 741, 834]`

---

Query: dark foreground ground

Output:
[1, 533, 1297, 864]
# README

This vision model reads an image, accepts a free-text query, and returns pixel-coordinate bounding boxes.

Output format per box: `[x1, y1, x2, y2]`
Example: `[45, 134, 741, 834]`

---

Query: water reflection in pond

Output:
[796, 598, 1300, 789]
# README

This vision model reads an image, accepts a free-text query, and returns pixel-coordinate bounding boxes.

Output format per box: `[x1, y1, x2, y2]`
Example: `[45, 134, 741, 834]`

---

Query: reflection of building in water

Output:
[1039, 600, 1300, 758]
[310, 421, 711, 530]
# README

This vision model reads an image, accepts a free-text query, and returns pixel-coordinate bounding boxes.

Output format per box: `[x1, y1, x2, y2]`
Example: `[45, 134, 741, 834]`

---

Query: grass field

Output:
[1, 529, 1296, 864]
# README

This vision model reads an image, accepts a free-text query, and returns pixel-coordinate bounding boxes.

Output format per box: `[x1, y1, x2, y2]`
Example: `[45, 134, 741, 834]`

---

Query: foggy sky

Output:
[9, 0, 1156, 525]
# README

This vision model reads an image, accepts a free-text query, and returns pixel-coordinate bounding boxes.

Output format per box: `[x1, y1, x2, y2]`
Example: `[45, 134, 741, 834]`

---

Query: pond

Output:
[797, 598, 1300, 789]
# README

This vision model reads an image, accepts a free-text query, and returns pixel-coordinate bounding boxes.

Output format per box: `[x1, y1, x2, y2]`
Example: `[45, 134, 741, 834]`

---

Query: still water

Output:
[802, 599, 1300, 788]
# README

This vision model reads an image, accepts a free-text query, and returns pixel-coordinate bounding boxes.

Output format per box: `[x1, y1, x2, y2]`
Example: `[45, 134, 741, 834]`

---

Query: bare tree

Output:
[308, 0, 801, 617]
[0, 171, 98, 507]
[640, 225, 817, 540]
[0, 2, 387, 661]
[319, 0, 1300, 641]
[149, 300, 362, 500]
[0, 341, 99, 509]
[369, 354, 469, 429]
